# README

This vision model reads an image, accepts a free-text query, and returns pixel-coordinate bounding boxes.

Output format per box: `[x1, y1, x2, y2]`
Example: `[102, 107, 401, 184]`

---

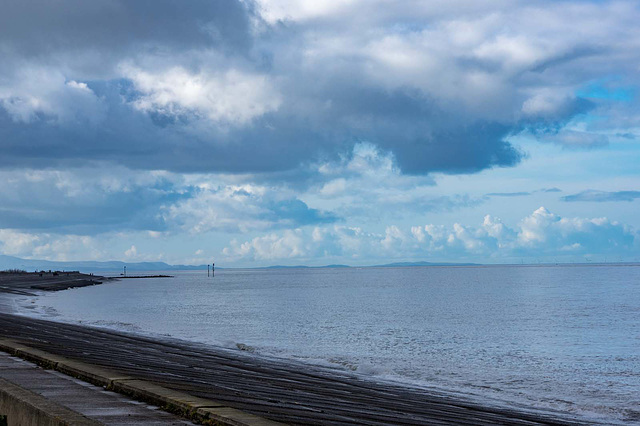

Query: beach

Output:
[0, 271, 594, 425]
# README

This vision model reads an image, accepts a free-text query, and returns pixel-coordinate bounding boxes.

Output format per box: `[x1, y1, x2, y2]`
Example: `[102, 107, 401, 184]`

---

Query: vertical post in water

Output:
[212, 262, 215, 277]
[124, 266, 126, 277]
[207, 264, 210, 277]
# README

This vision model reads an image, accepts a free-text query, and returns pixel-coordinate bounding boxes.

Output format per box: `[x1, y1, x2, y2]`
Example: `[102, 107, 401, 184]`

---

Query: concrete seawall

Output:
[0, 313, 584, 425]
[0, 340, 281, 426]
[0, 273, 584, 425]
[0, 378, 99, 426]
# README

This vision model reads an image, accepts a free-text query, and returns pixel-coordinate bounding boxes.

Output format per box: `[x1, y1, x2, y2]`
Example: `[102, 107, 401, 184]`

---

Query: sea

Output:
[11, 265, 640, 424]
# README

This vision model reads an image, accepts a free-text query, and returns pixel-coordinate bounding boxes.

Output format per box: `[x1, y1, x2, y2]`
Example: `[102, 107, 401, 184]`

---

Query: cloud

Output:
[0, 230, 105, 261]
[161, 180, 340, 234]
[562, 190, 640, 202]
[3, 0, 638, 176]
[222, 230, 307, 260]
[515, 207, 635, 255]
[1, 0, 639, 268]
[381, 225, 407, 251]
[521, 91, 587, 119]
[0, 230, 41, 257]
[485, 188, 562, 198]
[0, 0, 253, 59]
[0, 167, 340, 235]
[0, 228, 174, 262]
[123, 65, 281, 125]
[124, 245, 138, 258]
[540, 129, 610, 149]
[0, 167, 183, 233]
[3, 206, 635, 264]
[0, 70, 106, 124]
[615, 132, 637, 140]
[310, 143, 481, 219]
[486, 192, 531, 197]
[222, 207, 638, 263]
[0, 143, 476, 239]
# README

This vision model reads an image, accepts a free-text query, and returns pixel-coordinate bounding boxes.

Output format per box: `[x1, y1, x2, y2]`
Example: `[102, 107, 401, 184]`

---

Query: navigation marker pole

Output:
[207, 264, 210, 277]
[212, 262, 215, 278]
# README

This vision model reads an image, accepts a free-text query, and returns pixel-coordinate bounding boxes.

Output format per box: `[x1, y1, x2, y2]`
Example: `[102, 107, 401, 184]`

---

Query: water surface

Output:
[17, 265, 640, 423]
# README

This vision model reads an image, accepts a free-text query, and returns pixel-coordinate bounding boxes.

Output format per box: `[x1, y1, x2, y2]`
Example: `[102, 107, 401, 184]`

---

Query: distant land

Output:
[373, 261, 477, 267]
[0, 254, 203, 273]
[260, 264, 351, 269]
[0, 254, 480, 273]
[261, 262, 477, 268]
[4, 255, 634, 273]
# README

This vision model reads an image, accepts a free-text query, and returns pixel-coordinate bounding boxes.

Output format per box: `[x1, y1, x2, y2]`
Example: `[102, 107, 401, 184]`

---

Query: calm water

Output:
[15, 265, 640, 423]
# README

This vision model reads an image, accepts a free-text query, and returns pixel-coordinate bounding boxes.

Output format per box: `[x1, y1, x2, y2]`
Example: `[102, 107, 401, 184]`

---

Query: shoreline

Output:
[9, 295, 552, 420]
[0, 271, 111, 316]
[0, 272, 590, 425]
[0, 271, 109, 293]
[0, 312, 585, 425]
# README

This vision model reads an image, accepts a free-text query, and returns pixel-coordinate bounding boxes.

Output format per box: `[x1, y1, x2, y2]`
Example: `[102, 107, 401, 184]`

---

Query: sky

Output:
[0, 0, 639, 267]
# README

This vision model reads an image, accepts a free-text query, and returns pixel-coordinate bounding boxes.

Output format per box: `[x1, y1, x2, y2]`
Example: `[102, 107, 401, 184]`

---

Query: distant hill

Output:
[248, 262, 475, 269]
[0, 254, 476, 273]
[374, 261, 477, 267]
[260, 264, 351, 269]
[0, 254, 204, 273]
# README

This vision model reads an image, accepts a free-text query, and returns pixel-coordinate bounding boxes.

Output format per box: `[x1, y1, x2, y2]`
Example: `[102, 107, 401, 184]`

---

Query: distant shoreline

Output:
[3, 253, 639, 275]
[0, 271, 108, 295]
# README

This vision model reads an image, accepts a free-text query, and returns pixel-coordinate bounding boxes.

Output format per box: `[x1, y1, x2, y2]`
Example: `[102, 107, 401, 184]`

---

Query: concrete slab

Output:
[0, 339, 25, 355]
[57, 359, 133, 388]
[15, 346, 69, 369]
[0, 378, 100, 426]
[0, 340, 284, 426]
[110, 379, 225, 413]
[0, 353, 194, 425]
[197, 407, 284, 426]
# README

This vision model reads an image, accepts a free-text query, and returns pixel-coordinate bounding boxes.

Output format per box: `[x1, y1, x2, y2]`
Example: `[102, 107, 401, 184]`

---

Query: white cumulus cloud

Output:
[222, 207, 638, 264]
[123, 66, 281, 126]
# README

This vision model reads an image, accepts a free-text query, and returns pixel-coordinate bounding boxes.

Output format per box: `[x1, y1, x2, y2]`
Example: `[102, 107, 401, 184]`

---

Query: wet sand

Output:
[0, 271, 108, 315]
[0, 271, 106, 294]
[0, 273, 583, 425]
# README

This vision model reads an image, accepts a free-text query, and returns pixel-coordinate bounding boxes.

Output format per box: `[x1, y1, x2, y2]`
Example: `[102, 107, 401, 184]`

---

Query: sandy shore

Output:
[0, 271, 107, 315]
[0, 271, 107, 293]
[0, 273, 583, 425]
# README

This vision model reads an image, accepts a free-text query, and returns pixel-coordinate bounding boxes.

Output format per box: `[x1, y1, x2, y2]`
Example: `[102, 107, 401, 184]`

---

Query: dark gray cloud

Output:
[562, 190, 640, 202]
[0, 76, 523, 176]
[0, 0, 253, 60]
[0, 0, 636, 179]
